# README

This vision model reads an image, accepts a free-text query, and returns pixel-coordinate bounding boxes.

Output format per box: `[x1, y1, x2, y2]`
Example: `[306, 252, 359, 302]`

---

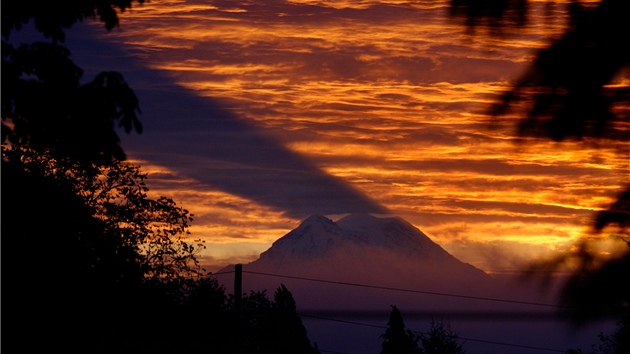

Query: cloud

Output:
[59, 0, 626, 273]
[71, 28, 389, 220]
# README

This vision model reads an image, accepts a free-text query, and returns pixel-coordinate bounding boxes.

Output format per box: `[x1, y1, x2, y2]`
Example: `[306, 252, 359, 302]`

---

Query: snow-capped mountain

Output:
[215, 214, 590, 354]
[221, 213, 493, 293]
[259, 213, 475, 265]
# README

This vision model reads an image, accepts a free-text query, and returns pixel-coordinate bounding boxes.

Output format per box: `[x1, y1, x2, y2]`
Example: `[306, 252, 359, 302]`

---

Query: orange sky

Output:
[72, 0, 629, 274]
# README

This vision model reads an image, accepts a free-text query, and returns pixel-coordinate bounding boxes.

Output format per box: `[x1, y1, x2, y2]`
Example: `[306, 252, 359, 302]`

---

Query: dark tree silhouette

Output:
[2, 3, 322, 354]
[3, 145, 204, 279]
[228, 285, 317, 354]
[450, 0, 529, 35]
[2, 145, 207, 353]
[158, 276, 231, 354]
[567, 324, 628, 354]
[380, 307, 465, 354]
[270, 284, 315, 354]
[381, 305, 420, 354]
[553, 240, 630, 354]
[447, 0, 629, 350]
[2, 42, 142, 163]
[451, 0, 630, 216]
[2, 0, 145, 43]
[488, 0, 630, 144]
[451, 0, 630, 220]
[2, 0, 145, 165]
[0, 2, 223, 352]
[418, 319, 466, 354]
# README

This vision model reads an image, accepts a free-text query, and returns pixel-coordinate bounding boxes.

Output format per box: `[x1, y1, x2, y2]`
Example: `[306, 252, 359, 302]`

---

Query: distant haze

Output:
[214, 213, 615, 354]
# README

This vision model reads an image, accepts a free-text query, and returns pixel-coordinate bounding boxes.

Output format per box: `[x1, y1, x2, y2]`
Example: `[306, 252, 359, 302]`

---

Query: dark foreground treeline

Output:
[0, 147, 316, 354]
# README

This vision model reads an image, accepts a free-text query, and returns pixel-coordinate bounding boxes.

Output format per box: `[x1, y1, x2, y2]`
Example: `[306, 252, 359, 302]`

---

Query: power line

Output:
[211, 268, 574, 353]
[456, 336, 566, 353]
[300, 314, 567, 353]
[301, 313, 386, 330]
[241, 270, 568, 309]
[298, 309, 564, 321]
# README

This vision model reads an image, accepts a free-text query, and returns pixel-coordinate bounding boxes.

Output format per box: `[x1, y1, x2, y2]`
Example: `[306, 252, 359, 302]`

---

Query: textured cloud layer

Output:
[62, 0, 628, 273]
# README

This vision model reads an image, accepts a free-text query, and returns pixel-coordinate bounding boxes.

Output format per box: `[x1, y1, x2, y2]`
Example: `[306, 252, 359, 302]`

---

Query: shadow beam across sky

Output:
[66, 24, 389, 219]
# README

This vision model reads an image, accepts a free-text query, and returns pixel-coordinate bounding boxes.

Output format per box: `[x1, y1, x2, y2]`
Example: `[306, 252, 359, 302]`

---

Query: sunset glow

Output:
[73, 0, 630, 274]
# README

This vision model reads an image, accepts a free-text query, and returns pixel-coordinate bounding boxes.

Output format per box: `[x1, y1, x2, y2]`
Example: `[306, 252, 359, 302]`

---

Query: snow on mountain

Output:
[221, 213, 493, 294]
[260, 213, 464, 263]
[214, 214, 595, 354]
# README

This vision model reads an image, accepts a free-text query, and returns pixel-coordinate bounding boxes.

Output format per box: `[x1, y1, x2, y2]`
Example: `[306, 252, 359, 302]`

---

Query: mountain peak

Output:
[335, 213, 441, 253]
[257, 213, 459, 265]
[336, 213, 409, 233]
[230, 213, 492, 295]
[300, 214, 338, 228]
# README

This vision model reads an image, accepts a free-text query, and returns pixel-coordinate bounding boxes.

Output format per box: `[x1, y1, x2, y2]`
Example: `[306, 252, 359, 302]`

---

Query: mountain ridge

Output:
[219, 213, 493, 293]
[259, 213, 469, 263]
[213, 215, 594, 354]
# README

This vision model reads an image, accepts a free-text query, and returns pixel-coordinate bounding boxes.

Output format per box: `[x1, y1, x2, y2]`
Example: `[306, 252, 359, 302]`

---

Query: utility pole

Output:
[234, 264, 242, 316]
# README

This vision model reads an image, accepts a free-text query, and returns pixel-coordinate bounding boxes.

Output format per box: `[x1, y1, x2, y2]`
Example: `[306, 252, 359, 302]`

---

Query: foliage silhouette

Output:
[227, 284, 317, 354]
[2, 145, 208, 353]
[451, 0, 629, 207]
[0, 1, 216, 352]
[3, 146, 320, 353]
[380, 306, 466, 354]
[3, 145, 204, 279]
[271, 284, 315, 354]
[450, 0, 529, 35]
[2, 0, 145, 43]
[450, 0, 629, 213]
[488, 0, 630, 144]
[2, 41, 142, 164]
[448, 0, 629, 350]
[2, 0, 144, 165]
[567, 322, 628, 354]
[381, 305, 421, 354]
[418, 319, 466, 354]
[1, 2, 322, 354]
